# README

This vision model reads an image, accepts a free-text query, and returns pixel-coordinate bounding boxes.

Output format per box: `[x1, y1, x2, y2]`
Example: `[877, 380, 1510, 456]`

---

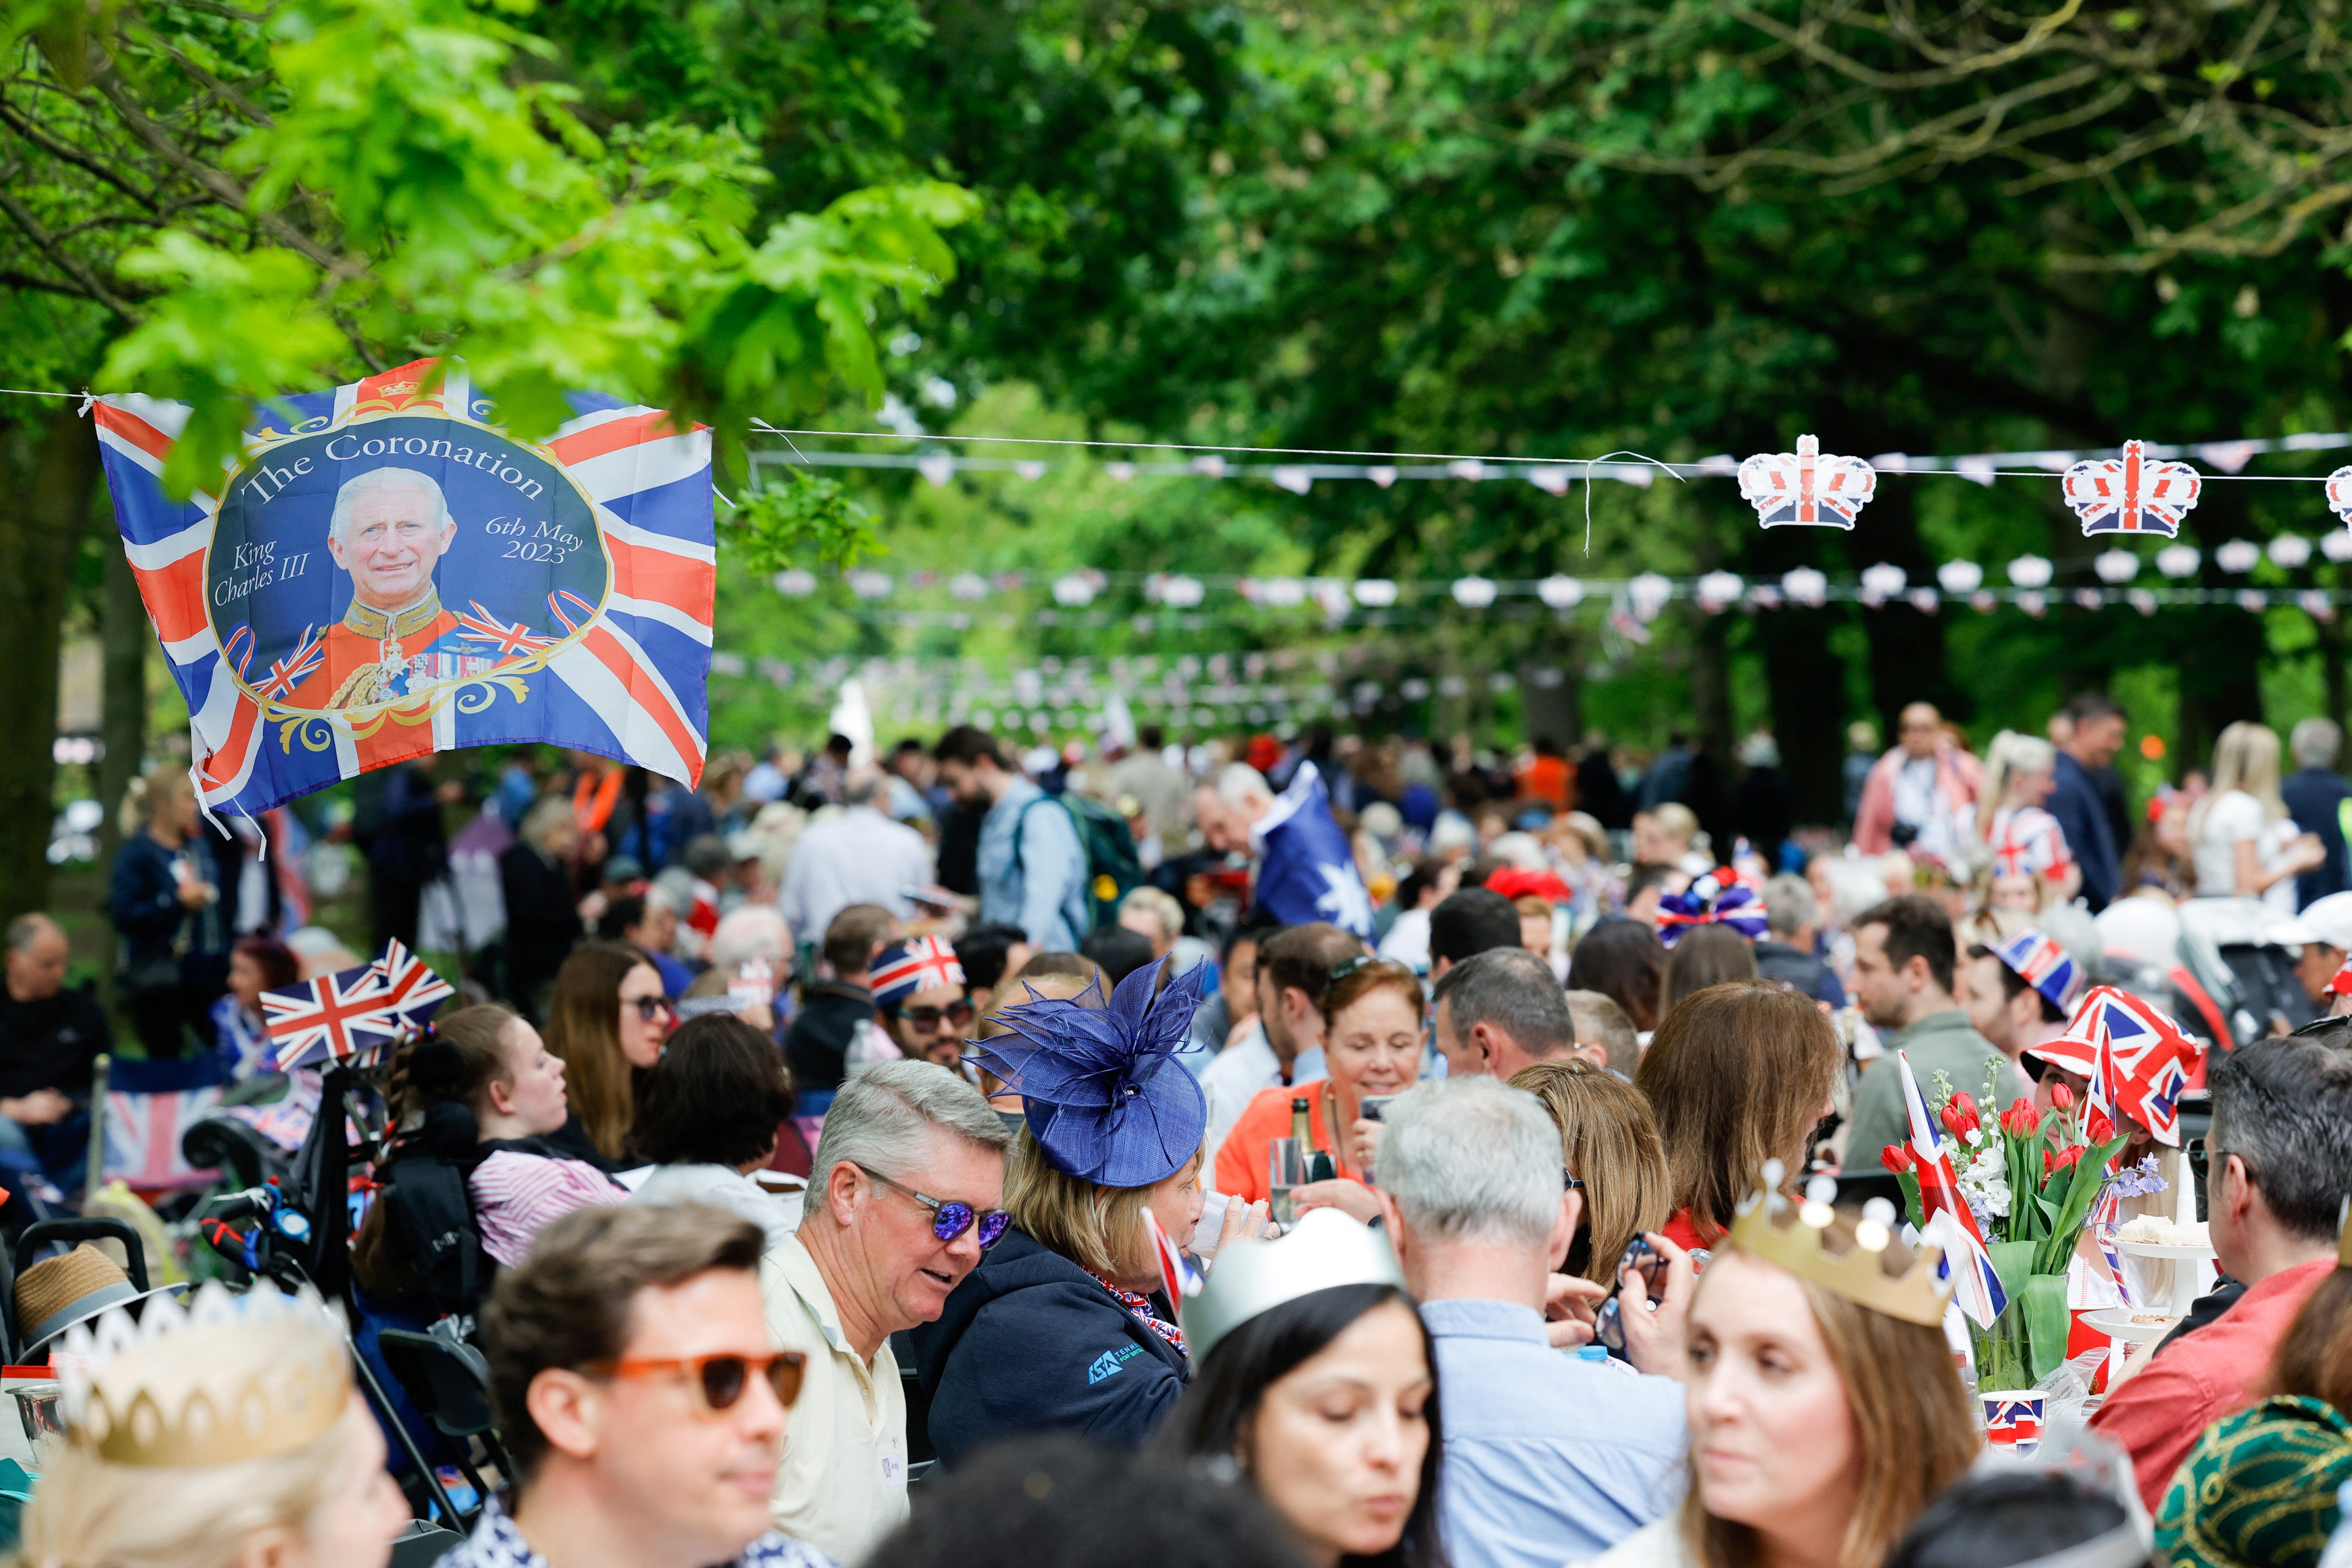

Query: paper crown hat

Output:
[1728, 1165, 1955, 1327]
[1183, 1208, 1409, 1363]
[1655, 868, 1770, 949]
[57, 1279, 349, 1467]
[966, 956, 1209, 1188]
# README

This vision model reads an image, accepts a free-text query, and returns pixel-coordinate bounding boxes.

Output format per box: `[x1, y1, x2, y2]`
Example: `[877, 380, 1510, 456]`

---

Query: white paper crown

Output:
[1184, 1208, 1409, 1362]
[58, 1279, 349, 1467]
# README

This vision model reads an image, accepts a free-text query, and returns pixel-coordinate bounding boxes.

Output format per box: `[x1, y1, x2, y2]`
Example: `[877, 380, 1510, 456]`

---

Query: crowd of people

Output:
[9, 694, 2352, 1568]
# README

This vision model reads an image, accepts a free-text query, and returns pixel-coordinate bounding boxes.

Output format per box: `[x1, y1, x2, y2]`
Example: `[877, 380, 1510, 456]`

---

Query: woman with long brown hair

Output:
[1634, 982, 1841, 1254]
[1574, 1189, 1979, 1568]
[541, 941, 673, 1161]
[1570, 920, 1667, 1037]
[1511, 1060, 1672, 1286]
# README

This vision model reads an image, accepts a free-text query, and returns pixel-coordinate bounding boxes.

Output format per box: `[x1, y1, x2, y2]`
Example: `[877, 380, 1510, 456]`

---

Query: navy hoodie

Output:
[908, 1227, 1188, 1464]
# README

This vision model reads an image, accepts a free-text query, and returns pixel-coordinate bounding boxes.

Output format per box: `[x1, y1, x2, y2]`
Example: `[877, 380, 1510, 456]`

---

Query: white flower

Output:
[1957, 1146, 2012, 1223]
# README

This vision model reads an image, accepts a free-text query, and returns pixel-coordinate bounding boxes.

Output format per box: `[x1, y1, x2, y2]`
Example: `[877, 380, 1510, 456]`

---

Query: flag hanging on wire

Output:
[1898, 1051, 2009, 1328]
[95, 358, 715, 819]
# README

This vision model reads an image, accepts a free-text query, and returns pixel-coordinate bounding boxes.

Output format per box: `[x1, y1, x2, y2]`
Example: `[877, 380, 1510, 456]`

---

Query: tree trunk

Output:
[1755, 608, 1852, 824]
[0, 409, 102, 925]
[96, 519, 148, 994]
[2178, 480, 2269, 767]
[1850, 480, 1968, 738]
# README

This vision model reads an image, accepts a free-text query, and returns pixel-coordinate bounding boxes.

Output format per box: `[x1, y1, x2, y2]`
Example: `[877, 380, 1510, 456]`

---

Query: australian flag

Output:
[1253, 762, 1376, 938]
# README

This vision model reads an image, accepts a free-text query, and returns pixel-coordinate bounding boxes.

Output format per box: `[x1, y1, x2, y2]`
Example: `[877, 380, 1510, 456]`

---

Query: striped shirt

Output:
[466, 1150, 624, 1268]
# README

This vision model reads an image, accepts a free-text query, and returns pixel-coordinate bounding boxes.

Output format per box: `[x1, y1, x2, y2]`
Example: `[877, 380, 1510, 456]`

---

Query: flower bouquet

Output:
[1881, 1068, 2138, 1386]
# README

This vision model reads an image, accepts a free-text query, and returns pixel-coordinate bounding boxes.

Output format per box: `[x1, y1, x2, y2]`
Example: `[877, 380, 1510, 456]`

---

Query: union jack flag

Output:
[2060, 441, 2202, 538]
[372, 937, 455, 1022]
[264, 959, 397, 1071]
[253, 624, 327, 702]
[454, 601, 557, 663]
[2052, 986, 2201, 1146]
[1737, 434, 1877, 529]
[1899, 1051, 2008, 1328]
[1987, 806, 2074, 884]
[1983, 1394, 2045, 1451]
[1147, 1207, 1203, 1302]
[871, 934, 965, 1007]
[96, 360, 714, 820]
[265, 940, 455, 1071]
[547, 588, 600, 634]
[103, 1085, 226, 1192]
[1990, 928, 2083, 1014]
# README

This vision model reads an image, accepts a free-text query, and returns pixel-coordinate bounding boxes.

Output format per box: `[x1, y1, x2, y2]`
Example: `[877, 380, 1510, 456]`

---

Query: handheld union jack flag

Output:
[2060, 441, 2201, 538]
[2052, 986, 2201, 1146]
[1147, 1207, 1204, 1303]
[266, 939, 455, 1071]
[1899, 1051, 2009, 1328]
[1983, 1394, 2045, 1453]
[264, 960, 396, 1071]
[453, 602, 557, 664]
[372, 937, 455, 1022]
[1737, 435, 1877, 529]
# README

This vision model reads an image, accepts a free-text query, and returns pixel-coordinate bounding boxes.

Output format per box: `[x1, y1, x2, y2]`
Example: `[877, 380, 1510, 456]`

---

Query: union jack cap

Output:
[872, 935, 965, 1008]
[1991, 929, 2083, 1014]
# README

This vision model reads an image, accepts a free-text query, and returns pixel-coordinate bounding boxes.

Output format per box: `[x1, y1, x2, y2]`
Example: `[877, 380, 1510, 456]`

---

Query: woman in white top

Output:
[1975, 731, 2078, 907]
[2189, 721, 2325, 912]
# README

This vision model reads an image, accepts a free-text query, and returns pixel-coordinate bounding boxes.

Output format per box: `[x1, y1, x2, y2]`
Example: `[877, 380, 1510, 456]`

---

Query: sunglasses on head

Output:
[586, 1349, 806, 1415]
[626, 995, 674, 1022]
[894, 1001, 975, 1033]
[853, 1161, 1012, 1248]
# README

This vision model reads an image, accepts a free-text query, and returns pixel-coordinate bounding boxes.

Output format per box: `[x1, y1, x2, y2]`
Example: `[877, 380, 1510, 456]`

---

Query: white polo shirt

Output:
[762, 1236, 909, 1566]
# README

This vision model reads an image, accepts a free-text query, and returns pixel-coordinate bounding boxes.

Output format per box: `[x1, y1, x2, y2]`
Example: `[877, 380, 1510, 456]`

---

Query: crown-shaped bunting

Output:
[1728, 1165, 1955, 1327]
[58, 1280, 348, 1467]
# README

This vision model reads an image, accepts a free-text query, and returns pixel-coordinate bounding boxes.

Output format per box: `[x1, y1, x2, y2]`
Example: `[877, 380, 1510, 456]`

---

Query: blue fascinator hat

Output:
[966, 957, 1209, 1189]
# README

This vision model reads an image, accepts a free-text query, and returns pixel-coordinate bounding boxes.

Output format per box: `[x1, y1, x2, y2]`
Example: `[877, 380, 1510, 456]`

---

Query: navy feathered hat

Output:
[965, 956, 1209, 1189]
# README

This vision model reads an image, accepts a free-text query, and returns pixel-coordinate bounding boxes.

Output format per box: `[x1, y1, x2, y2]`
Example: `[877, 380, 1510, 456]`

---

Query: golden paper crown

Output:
[1727, 1163, 1956, 1327]
[57, 1280, 349, 1467]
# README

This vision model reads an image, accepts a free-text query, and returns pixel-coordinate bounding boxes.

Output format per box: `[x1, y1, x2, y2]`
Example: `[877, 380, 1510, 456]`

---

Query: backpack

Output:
[1015, 794, 1145, 933]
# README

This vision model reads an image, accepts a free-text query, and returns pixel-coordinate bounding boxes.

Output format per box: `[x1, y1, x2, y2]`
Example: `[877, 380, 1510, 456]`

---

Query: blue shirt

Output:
[977, 778, 1088, 951]
[1420, 1298, 1686, 1568]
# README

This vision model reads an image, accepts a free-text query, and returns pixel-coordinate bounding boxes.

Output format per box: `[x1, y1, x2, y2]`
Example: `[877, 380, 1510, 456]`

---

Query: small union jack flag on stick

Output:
[1737, 435, 1877, 529]
[266, 939, 455, 1071]
[454, 601, 557, 663]
[2061, 441, 2201, 538]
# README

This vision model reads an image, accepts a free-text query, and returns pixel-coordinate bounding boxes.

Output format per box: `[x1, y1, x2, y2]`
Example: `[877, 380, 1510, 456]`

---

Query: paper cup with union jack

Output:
[1981, 1390, 2046, 1456]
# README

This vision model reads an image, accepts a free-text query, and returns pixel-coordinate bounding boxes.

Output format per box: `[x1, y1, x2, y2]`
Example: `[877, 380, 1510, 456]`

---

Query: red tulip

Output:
[2043, 1143, 2084, 1179]
[2000, 1099, 2041, 1138]
[1938, 1093, 1981, 1141]
[2049, 1081, 2076, 1111]
[1882, 1144, 1916, 1175]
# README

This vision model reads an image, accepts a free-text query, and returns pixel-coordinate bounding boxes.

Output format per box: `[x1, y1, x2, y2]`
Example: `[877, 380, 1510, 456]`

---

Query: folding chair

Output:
[378, 1326, 512, 1529]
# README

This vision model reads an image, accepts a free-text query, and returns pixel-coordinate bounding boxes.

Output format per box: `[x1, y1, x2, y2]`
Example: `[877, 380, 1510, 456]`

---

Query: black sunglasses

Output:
[854, 1162, 1012, 1248]
[893, 1001, 976, 1032]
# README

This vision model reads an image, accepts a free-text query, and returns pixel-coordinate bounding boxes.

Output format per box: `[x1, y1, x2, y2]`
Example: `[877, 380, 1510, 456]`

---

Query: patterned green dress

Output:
[2157, 1395, 2352, 1568]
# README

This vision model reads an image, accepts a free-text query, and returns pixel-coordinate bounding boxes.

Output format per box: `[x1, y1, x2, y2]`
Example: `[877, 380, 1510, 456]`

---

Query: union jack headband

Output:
[872, 935, 965, 1009]
[1990, 929, 2084, 1015]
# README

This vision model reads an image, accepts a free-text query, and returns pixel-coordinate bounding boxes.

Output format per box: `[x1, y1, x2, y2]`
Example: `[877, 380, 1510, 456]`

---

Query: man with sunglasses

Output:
[454, 1202, 826, 1568]
[2088, 1024, 2352, 1513]
[767, 1058, 1014, 1561]
[871, 935, 975, 1069]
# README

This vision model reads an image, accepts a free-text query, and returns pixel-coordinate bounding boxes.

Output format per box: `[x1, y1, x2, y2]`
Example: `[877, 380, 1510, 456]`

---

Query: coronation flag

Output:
[95, 359, 715, 820]
[1898, 1051, 2009, 1329]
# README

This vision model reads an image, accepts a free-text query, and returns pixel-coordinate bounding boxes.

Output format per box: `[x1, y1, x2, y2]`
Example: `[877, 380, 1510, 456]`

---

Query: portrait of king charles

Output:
[287, 466, 496, 710]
